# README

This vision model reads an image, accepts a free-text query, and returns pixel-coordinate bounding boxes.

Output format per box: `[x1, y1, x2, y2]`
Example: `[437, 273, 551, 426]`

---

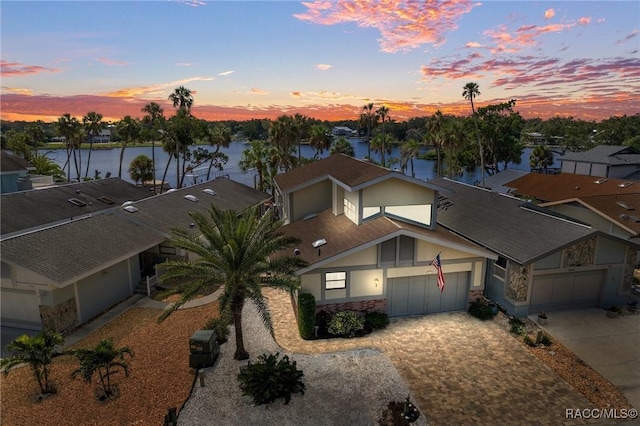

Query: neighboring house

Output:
[91, 128, 112, 143]
[435, 178, 639, 317]
[1, 178, 269, 332]
[483, 169, 528, 194]
[559, 145, 640, 179]
[332, 126, 357, 138]
[503, 173, 640, 241]
[274, 154, 496, 317]
[1, 151, 35, 194]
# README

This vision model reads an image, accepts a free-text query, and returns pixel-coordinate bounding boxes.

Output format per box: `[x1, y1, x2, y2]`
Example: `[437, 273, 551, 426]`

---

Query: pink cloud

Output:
[295, 0, 478, 53]
[176, 62, 193, 67]
[544, 8, 555, 19]
[95, 58, 129, 66]
[314, 63, 333, 70]
[0, 60, 61, 77]
[251, 88, 269, 95]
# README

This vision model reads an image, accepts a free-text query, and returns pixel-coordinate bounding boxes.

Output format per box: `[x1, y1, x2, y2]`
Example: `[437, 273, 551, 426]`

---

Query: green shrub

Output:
[237, 353, 305, 405]
[364, 311, 390, 330]
[509, 317, 526, 336]
[523, 335, 536, 347]
[539, 333, 553, 346]
[204, 310, 232, 345]
[328, 311, 366, 338]
[468, 299, 494, 320]
[297, 293, 316, 340]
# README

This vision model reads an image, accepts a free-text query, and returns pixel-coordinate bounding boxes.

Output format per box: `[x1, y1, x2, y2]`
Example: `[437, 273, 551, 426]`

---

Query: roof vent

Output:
[184, 195, 199, 202]
[123, 205, 138, 213]
[68, 198, 87, 207]
[619, 182, 633, 188]
[594, 178, 608, 184]
[617, 201, 634, 210]
[312, 238, 327, 248]
[203, 189, 216, 196]
[166, 188, 178, 193]
[629, 215, 640, 222]
[97, 196, 115, 204]
[122, 201, 134, 207]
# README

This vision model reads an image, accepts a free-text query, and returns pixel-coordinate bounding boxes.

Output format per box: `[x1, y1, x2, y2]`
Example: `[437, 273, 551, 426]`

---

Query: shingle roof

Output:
[504, 173, 638, 202]
[1, 178, 151, 237]
[483, 169, 529, 194]
[1, 213, 164, 286]
[275, 154, 391, 193]
[276, 209, 492, 273]
[559, 145, 640, 165]
[434, 178, 597, 264]
[1, 151, 34, 172]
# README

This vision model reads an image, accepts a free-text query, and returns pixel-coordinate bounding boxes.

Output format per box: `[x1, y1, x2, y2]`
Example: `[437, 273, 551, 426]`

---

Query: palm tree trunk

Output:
[232, 300, 249, 360]
[367, 124, 371, 159]
[151, 140, 156, 193]
[84, 138, 93, 179]
[436, 146, 442, 178]
[161, 156, 172, 192]
[410, 157, 415, 178]
[118, 144, 126, 179]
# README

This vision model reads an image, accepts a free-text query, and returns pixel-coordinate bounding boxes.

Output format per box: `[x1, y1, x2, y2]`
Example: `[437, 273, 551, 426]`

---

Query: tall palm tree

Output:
[375, 105, 390, 167]
[308, 124, 332, 159]
[269, 115, 297, 172]
[362, 103, 376, 159]
[82, 111, 105, 179]
[56, 113, 81, 182]
[26, 122, 46, 157]
[141, 102, 165, 193]
[0, 330, 65, 395]
[293, 113, 310, 161]
[168, 86, 194, 113]
[463, 82, 485, 187]
[204, 123, 231, 180]
[400, 139, 420, 177]
[116, 116, 141, 179]
[71, 339, 134, 398]
[239, 140, 270, 192]
[428, 110, 444, 177]
[441, 117, 464, 178]
[159, 205, 307, 360]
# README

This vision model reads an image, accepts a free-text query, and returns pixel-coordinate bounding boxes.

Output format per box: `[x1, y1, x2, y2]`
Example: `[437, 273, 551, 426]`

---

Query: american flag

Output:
[432, 253, 445, 292]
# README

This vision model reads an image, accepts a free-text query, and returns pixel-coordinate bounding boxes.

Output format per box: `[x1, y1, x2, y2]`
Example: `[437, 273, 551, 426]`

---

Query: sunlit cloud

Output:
[544, 9, 555, 19]
[176, 0, 207, 7]
[314, 63, 333, 70]
[295, 0, 478, 53]
[176, 62, 192, 67]
[104, 76, 214, 98]
[1, 60, 62, 77]
[95, 57, 129, 66]
[2, 87, 34, 96]
[218, 70, 235, 76]
[291, 91, 302, 97]
[251, 88, 269, 95]
[465, 42, 482, 48]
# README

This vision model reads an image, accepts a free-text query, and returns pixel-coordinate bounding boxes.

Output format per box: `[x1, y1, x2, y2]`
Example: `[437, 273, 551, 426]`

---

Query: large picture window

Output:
[325, 272, 347, 289]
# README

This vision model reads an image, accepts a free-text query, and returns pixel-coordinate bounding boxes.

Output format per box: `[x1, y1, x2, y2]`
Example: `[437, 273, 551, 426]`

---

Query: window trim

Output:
[325, 271, 347, 290]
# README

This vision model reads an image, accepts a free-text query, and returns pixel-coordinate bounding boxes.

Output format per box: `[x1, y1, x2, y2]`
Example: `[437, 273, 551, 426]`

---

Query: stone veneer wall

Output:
[505, 262, 530, 302]
[563, 237, 596, 267]
[316, 299, 386, 315]
[622, 248, 637, 292]
[40, 298, 78, 333]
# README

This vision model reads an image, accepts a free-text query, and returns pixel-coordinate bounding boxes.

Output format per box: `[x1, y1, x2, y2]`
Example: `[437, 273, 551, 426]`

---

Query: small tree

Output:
[128, 154, 154, 186]
[0, 330, 65, 395]
[71, 339, 134, 399]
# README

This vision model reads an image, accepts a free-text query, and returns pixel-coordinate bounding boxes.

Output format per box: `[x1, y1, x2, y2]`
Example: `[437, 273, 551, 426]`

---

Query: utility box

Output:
[189, 330, 219, 369]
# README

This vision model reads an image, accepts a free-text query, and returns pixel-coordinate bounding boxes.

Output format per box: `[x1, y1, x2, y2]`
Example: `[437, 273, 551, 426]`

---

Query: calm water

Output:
[44, 140, 561, 189]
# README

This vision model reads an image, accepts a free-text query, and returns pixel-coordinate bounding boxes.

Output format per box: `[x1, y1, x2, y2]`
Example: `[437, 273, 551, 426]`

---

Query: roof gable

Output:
[1, 151, 34, 172]
[559, 145, 640, 165]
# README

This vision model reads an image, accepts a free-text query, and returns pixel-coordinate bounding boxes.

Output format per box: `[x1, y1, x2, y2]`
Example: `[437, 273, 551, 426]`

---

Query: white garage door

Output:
[1, 288, 42, 330]
[389, 272, 469, 317]
[530, 270, 605, 312]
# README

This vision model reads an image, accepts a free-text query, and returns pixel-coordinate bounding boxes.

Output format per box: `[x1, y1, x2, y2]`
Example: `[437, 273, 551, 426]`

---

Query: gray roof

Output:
[1, 212, 164, 286]
[1, 151, 34, 173]
[1, 178, 269, 286]
[433, 178, 596, 265]
[1, 178, 151, 238]
[558, 145, 640, 165]
[484, 169, 529, 194]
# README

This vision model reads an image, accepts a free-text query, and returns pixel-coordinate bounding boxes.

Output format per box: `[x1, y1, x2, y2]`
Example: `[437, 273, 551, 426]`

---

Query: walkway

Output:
[265, 288, 600, 425]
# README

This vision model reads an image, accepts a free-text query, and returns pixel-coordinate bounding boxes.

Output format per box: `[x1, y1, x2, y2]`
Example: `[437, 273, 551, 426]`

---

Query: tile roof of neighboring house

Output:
[483, 169, 529, 194]
[542, 194, 640, 236]
[433, 178, 597, 265]
[1, 151, 35, 173]
[276, 209, 494, 274]
[1, 178, 151, 237]
[1, 212, 164, 286]
[123, 179, 270, 236]
[558, 145, 640, 165]
[504, 173, 638, 202]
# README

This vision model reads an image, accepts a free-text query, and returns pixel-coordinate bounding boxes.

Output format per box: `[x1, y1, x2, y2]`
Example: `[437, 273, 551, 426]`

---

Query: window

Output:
[325, 272, 346, 289]
[344, 198, 356, 223]
[493, 256, 507, 281]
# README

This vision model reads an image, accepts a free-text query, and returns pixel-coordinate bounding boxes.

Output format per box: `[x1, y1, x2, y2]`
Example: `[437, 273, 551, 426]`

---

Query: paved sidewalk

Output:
[265, 288, 601, 425]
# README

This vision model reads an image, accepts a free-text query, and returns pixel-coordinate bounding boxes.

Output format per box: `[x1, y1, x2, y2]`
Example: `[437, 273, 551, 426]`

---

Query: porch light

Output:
[374, 278, 379, 287]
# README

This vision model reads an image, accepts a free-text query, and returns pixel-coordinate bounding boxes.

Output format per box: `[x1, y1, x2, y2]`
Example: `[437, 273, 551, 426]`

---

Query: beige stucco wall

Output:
[291, 180, 332, 221]
[323, 245, 377, 268]
[11, 265, 53, 287]
[332, 182, 344, 216]
[548, 204, 631, 238]
[344, 189, 359, 224]
[387, 262, 473, 278]
[349, 270, 384, 297]
[362, 178, 434, 206]
[301, 273, 321, 300]
[416, 240, 478, 262]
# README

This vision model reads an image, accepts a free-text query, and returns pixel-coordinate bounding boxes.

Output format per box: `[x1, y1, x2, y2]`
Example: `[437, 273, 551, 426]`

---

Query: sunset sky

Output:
[1, 0, 639, 123]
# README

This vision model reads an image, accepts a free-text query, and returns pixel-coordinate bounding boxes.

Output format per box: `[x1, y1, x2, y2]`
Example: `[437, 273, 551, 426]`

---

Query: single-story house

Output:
[274, 154, 497, 317]
[434, 178, 639, 316]
[559, 145, 640, 179]
[1, 151, 35, 194]
[1, 178, 269, 332]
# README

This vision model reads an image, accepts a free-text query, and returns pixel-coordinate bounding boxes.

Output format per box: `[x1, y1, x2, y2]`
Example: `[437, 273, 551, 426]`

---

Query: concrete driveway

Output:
[531, 308, 640, 411]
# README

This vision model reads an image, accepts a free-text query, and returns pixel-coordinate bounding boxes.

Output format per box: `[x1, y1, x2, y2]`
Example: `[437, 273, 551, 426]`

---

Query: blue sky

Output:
[1, 1, 638, 122]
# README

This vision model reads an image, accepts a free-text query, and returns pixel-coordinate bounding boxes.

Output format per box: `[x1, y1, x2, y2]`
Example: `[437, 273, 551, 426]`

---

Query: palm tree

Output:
[441, 117, 464, 178]
[204, 123, 231, 180]
[463, 82, 486, 187]
[159, 131, 178, 192]
[56, 113, 81, 182]
[293, 113, 310, 161]
[308, 124, 332, 159]
[82, 111, 105, 179]
[428, 110, 444, 177]
[71, 339, 134, 398]
[529, 144, 554, 170]
[26, 122, 46, 157]
[400, 139, 420, 177]
[269, 115, 297, 172]
[31, 154, 66, 181]
[239, 140, 270, 192]
[141, 102, 165, 193]
[116, 116, 141, 179]
[168, 85, 194, 112]
[362, 103, 376, 159]
[376, 105, 390, 167]
[330, 137, 355, 157]
[0, 330, 65, 395]
[129, 154, 154, 186]
[159, 205, 307, 360]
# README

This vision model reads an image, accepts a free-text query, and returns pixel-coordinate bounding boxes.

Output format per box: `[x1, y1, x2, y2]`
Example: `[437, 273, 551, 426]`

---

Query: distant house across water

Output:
[332, 126, 358, 138]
